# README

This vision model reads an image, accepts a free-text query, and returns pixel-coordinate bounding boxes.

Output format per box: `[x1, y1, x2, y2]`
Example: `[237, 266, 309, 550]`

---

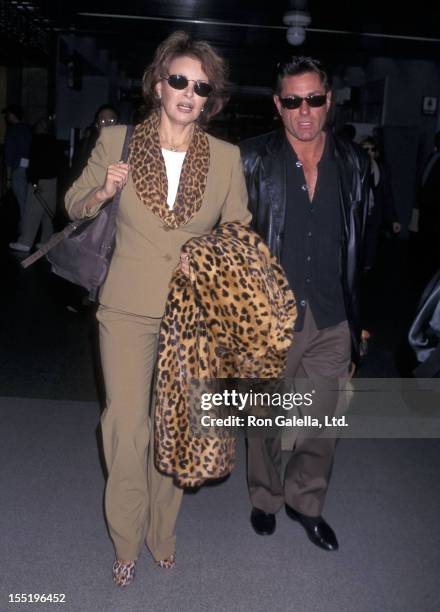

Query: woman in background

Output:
[70, 104, 119, 183]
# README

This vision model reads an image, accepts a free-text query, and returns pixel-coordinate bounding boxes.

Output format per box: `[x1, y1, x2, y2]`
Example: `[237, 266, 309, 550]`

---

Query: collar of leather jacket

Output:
[255, 129, 367, 186]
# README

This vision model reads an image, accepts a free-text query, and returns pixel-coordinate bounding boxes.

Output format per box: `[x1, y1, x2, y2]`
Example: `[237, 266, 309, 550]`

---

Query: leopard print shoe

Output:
[157, 553, 176, 569]
[112, 560, 136, 586]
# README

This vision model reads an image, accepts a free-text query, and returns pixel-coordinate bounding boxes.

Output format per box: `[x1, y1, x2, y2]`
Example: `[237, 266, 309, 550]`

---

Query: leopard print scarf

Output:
[128, 111, 210, 228]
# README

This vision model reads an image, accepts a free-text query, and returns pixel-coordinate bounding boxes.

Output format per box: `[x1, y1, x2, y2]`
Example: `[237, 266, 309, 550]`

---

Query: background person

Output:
[9, 118, 61, 252]
[2, 104, 32, 231]
[70, 104, 119, 184]
[361, 135, 401, 270]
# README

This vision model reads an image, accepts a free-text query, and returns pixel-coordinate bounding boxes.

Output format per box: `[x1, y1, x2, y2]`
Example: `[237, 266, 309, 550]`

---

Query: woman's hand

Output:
[180, 251, 190, 276]
[96, 162, 130, 202]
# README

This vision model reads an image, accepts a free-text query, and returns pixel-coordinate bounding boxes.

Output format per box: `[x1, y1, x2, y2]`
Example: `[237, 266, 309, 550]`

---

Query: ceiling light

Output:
[283, 10, 311, 46]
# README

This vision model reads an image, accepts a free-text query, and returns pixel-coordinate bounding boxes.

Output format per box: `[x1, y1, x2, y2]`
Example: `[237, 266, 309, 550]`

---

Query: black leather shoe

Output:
[250, 508, 276, 535]
[285, 505, 338, 551]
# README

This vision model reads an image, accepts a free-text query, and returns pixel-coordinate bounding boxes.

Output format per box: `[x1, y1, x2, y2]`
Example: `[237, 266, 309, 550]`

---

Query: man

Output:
[2, 104, 32, 229]
[240, 57, 369, 551]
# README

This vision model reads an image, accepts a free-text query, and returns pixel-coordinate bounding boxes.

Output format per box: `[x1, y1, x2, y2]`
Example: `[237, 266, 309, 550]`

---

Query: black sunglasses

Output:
[279, 94, 327, 110]
[162, 74, 212, 97]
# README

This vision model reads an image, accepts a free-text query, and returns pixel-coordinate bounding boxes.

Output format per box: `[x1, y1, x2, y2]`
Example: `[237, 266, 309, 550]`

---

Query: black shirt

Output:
[281, 135, 346, 331]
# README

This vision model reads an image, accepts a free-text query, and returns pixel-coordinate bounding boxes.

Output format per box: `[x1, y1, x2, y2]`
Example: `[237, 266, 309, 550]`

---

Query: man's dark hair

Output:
[274, 56, 331, 96]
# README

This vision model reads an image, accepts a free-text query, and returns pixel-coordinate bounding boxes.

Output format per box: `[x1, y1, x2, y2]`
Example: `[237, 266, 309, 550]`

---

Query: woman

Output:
[70, 104, 119, 183]
[65, 31, 250, 586]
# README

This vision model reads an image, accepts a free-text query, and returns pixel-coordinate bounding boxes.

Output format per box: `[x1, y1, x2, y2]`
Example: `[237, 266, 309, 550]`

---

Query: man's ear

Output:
[326, 90, 332, 111]
[273, 94, 282, 116]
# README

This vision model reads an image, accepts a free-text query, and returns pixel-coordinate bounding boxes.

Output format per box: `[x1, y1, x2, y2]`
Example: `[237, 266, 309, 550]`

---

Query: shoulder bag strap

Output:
[100, 124, 134, 254]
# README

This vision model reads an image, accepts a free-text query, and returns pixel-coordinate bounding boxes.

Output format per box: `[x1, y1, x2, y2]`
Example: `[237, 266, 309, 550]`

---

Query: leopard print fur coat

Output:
[154, 222, 296, 487]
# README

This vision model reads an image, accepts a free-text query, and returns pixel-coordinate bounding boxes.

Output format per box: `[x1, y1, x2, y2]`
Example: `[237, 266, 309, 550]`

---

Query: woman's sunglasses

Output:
[161, 74, 213, 98]
[279, 94, 327, 109]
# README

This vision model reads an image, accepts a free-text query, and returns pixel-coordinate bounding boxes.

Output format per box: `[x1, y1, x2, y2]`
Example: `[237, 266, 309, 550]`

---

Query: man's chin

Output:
[294, 132, 319, 142]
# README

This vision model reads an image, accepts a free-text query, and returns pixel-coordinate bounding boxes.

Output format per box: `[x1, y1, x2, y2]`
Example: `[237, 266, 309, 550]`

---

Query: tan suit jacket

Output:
[65, 125, 251, 316]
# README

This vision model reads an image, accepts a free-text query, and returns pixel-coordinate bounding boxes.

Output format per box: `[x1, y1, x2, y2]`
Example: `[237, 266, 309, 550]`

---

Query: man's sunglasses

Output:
[161, 74, 213, 97]
[279, 94, 327, 110]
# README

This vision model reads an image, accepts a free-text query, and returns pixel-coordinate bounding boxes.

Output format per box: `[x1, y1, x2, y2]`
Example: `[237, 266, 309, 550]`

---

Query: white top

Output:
[161, 149, 186, 209]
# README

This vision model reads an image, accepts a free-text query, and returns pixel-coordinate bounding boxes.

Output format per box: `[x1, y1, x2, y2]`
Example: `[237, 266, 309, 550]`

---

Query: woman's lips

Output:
[177, 102, 194, 113]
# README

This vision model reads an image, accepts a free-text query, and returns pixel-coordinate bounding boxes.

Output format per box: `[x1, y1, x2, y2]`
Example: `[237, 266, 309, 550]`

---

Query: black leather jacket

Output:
[239, 130, 370, 362]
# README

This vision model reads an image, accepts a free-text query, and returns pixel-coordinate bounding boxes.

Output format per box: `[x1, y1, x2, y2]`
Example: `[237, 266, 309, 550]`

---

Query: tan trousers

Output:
[247, 306, 351, 517]
[97, 306, 183, 561]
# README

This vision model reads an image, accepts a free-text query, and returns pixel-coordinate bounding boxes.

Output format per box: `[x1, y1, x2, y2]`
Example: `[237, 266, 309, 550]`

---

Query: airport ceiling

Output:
[3, 0, 440, 84]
